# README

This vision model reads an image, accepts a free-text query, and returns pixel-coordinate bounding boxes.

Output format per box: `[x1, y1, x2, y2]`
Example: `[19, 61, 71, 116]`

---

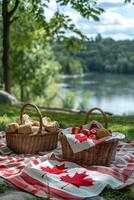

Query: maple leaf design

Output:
[60, 171, 95, 189]
[41, 164, 67, 178]
[75, 134, 88, 143]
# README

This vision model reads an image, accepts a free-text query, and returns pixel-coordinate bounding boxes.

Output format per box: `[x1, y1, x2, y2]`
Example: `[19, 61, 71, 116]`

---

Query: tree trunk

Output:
[2, 0, 11, 93]
[20, 81, 24, 102]
[2, 0, 19, 94]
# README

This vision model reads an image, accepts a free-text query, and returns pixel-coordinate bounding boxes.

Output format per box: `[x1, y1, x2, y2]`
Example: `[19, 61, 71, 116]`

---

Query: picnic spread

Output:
[0, 104, 134, 199]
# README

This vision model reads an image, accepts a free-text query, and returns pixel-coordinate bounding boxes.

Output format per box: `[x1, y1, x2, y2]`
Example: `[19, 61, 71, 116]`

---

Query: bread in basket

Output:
[5, 103, 59, 154]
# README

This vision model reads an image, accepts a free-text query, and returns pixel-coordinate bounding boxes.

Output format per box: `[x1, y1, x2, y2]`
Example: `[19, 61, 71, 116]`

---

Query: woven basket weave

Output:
[6, 103, 59, 154]
[60, 107, 119, 166]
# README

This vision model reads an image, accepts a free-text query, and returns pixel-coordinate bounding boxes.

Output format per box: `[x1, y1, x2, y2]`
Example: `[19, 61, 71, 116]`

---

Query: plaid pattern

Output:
[0, 131, 133, 199]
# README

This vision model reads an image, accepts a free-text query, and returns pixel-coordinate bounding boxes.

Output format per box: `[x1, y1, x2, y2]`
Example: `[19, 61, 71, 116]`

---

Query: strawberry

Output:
[81, 129, 90, 137]
[88, 134, 97, 139]
[72, 127, 81, 134]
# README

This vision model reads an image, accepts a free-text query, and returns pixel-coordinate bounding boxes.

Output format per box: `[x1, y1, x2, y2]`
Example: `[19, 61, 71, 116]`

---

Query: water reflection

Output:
[60, 73, 134, 115]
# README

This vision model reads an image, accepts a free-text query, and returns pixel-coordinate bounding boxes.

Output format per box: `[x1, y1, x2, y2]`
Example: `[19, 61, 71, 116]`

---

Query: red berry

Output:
[72, 127, 81, 134]
[87, 130, 92, 137]
[81, 129, 91, 137]
[72, 127, 75, 134]
[89, 134, 97, 139]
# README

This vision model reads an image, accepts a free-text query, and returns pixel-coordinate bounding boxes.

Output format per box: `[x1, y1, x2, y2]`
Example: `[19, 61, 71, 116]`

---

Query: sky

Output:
[46, 0, 134, 40]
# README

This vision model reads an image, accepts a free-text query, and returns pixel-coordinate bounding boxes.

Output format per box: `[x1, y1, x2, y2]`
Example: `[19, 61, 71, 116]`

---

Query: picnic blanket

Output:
[0, 131, 134, 200]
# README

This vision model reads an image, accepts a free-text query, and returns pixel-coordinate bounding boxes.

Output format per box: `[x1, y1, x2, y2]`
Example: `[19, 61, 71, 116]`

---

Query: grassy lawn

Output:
[0, 104, 134, 200]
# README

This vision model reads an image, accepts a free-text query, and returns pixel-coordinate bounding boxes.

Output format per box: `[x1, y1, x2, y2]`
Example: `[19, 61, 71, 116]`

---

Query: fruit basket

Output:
[5, 103, 59, 154]
[60, 107, 124, 166]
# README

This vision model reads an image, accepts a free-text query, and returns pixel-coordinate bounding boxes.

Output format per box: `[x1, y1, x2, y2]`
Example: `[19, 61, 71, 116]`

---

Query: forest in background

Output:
[54, 34, 134, 75]
[0, 0, 104, 98]
[0, 0, 134, 109]
[1, 27, 134, 106]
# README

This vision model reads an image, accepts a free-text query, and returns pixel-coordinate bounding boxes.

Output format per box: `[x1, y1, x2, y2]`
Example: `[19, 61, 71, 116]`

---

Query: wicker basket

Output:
[6, 103, 59, 154]
[60, 107, 119, 166]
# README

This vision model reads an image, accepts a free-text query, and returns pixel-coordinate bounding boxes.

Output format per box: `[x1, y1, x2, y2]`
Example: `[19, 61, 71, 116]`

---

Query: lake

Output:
[59, 73, 134, 115]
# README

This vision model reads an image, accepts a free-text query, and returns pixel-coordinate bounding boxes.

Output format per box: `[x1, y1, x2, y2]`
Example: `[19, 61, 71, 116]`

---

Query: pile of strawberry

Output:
[71, 122, 111, 139]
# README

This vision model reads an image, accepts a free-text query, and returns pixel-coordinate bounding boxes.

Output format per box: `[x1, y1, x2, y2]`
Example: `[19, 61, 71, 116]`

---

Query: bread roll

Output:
[22, 114, 31, 125]
[5, 123, 19, 133]
[40, 130, 48, 135]
[96, 128, 110, 139]
[42, 117, 51, 127]
[31, 126, 40, 135]
[45, 121, 59, 132]
[31, 120, 40, 126]
[18, 124, 32, 135]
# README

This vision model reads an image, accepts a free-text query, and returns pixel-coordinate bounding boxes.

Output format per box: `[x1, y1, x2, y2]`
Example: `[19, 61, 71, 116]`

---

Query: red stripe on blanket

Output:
[32, 159, 40, 165]
[9, 172, 82, 200]
[0, 156, 8, 161]
[87, 166, 124, 181]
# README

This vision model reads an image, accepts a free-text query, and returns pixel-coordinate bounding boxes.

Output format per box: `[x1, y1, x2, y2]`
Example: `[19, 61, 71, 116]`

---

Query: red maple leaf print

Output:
[60, 171, 95, 189]
[41, 164, 67, 177]
[75, 134, 88, 142]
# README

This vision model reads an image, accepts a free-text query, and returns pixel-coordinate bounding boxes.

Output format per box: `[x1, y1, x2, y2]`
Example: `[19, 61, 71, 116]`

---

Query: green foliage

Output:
[56, 0, 104, 20]
[33, 83, 61, 107]
[58, 91, 92, 110]
[0, 0, 103, 44]
[54, 35, 134, 74]
[68, 59, 84, 74]
[61, 91, 76, 109]
[0, 0, 105, 100]
[78, 92, 91, 111]
[8, 9, 61, 102]
[53, 39, 86, 75]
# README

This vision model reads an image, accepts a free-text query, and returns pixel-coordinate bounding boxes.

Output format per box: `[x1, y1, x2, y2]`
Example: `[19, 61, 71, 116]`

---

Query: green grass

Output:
[0, 104, 134, 200]
[0, 105, 134, 140]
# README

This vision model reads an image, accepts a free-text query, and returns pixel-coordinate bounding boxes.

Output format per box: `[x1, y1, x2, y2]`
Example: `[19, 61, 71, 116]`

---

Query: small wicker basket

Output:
[60, 107, 119, 166]
[6, 103, 59, 154]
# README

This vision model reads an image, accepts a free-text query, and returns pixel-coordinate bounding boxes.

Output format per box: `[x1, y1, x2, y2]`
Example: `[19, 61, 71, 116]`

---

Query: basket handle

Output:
[84, 107, 108, 129]
[20, 103, 43, 133]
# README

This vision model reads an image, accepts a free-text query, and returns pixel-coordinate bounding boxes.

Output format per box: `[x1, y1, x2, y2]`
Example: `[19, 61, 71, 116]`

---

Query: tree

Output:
[125, 0, 134, 3]
[1, 0, 19, 93]
[9, 10, 61, 102]
[0, 0, 104, 94]
[54, 35, 134, 74]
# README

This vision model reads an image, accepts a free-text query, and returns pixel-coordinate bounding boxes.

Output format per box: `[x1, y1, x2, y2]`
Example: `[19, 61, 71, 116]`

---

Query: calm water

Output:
[59, 73, 134, 115]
